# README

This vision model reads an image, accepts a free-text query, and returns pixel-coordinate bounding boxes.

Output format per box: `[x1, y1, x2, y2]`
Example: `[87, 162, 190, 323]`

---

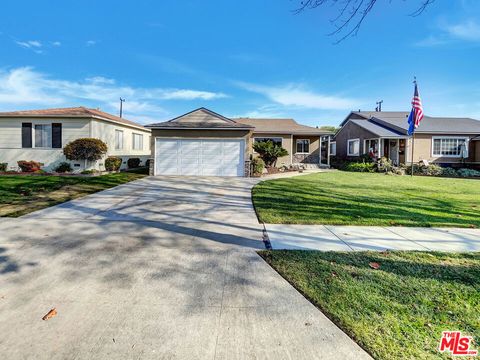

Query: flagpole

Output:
[410, 133, 415, 177]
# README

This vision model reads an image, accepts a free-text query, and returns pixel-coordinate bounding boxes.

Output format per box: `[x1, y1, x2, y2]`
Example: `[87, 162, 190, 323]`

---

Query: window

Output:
[115, 130, 124, 150]
[296, 139, 310, 153]
[330, 141, 336, 156]
[132, 133, 143, 150]
[432, 137, 468, 157]
[254, 137, 282, 147]
[364, 139, 379, 158]
[347, 139, 360, 156]
[34, 124, 52, 148]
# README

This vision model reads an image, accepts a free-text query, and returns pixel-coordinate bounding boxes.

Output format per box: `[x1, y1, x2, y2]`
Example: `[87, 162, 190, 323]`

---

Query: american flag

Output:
[407, 82, 424, 135]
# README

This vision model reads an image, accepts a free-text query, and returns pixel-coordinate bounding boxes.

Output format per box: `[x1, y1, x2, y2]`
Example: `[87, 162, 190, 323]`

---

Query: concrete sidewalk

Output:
[265, 224, 480, 252]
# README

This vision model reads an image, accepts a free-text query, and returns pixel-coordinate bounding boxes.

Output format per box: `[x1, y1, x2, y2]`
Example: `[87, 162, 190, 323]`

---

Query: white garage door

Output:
[155, 139, 245, 176]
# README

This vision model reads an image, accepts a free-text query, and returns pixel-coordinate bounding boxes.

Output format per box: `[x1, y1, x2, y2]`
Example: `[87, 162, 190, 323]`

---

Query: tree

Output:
[253, 141, 289, 167]
[318, 125, 340, 133]
[63, 138, 108, 168]
[294, 0, 435, 43]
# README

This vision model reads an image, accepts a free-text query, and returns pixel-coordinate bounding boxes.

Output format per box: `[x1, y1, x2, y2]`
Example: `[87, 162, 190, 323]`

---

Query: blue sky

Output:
[0, 0, 479, 126]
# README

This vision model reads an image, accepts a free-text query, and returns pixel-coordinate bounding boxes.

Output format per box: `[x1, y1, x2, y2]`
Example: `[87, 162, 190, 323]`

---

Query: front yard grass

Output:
[252, 171, 480, 227]
[0, 171, 146, 217]
[259, 250, 480, 360]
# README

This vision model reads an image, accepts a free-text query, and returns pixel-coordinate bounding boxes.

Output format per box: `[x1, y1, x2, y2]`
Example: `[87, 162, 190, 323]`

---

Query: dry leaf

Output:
[42, 308, 57, 321]
[369, 262, 380, 270]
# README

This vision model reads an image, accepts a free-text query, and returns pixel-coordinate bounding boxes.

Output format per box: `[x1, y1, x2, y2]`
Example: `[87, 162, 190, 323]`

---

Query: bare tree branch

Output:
[293, 0, 435, 43]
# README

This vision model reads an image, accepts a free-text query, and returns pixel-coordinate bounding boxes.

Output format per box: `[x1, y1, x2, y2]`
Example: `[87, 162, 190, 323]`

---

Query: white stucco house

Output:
[0, 107, 151, 172]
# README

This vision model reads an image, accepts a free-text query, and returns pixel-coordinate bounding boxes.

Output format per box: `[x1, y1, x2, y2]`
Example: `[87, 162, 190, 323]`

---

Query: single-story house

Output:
[0, 107, 151, 172]
[145, 107, 332, 176]
[333, 111, 480, 166]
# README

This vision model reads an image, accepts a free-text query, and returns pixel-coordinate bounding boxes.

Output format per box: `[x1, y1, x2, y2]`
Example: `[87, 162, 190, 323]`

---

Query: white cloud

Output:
[86, 40, 97, 46]
[446, 20, 480, 41]
[15, 40, 43, 53]
[236, 81, 361, 110]
[0, 67, 228, 124]
[52, 41, 62, 47]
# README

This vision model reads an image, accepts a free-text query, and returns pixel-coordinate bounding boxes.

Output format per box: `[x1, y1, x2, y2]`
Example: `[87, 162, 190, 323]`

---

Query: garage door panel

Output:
[155, 138, 244, 176]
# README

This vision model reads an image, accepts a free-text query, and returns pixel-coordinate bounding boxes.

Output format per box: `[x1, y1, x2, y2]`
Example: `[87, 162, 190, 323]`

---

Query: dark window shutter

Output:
[22, 123, 32, 148]
[52, 123, 62, 148]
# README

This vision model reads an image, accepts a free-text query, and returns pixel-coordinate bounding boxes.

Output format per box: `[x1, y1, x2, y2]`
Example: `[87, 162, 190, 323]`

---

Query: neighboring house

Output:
[0, 107, 151, 172]
[334, 111, 480, 166]
[145, 107, 332, 177]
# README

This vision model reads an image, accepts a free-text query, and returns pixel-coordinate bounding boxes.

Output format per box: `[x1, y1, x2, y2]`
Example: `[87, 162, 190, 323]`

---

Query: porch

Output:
[364, 137, 408, 165]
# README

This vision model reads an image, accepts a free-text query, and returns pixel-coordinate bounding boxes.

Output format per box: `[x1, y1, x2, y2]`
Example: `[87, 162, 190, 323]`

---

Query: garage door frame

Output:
[154, 137, 246, 177]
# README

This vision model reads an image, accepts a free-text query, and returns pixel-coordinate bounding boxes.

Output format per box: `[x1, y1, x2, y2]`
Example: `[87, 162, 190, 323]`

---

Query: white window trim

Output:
[132, 132, 143, 150]
[115, 129, 124, 150]
[253, 137, 283, 153]
[347, 138, 360, 156]
[295, 139, 310, 154]
[330, 141, 336, 156]
[431, 136, 469, 158]
[33, 123, 53, 149]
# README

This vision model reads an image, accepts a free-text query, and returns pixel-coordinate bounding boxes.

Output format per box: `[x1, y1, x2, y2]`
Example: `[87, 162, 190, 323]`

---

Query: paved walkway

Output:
[0, 176, 370, 360]
[266, 224, 480, 252]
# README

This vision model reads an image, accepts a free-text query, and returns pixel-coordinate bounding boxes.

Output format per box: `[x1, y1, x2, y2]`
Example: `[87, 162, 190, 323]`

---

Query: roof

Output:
[341, 111, 480, 134]
[234, 118, 332, 135]
[145, 108, 254, 130]
[349, 119, 406, 138]
[0, 106, 149, 131]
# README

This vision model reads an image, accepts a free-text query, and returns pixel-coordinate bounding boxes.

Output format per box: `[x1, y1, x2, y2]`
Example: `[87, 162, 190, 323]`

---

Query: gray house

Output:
[334, 111, 480, 166]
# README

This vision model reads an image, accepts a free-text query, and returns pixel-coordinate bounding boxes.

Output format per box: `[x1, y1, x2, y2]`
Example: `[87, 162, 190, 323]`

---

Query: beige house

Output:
[0, 107, 151, 172]
[145, 107, 332, 177]
[334, 111, 480, 166]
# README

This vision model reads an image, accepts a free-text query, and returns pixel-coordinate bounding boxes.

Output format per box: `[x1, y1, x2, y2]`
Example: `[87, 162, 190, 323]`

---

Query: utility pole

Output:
[376, 100, 383, 112]
[119, 98, 125, 118]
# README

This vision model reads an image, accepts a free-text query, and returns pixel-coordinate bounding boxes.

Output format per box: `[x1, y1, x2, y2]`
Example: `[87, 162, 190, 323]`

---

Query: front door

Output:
[389, 140, 399, 165]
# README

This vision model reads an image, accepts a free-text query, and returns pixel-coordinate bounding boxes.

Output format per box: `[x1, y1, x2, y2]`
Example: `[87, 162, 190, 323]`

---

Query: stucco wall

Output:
[409, 134, 478, 164]
[292, 135, 320, 164]
[249, 133, 292, 165]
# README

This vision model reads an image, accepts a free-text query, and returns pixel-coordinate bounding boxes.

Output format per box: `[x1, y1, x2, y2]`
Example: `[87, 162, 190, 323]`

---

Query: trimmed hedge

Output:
[251, 157, 265, 176]
[54, 162, 73, 173]
[105, 157, 122, 171]
[64, 138, 108, 162]
[343, 162, 375, 172]
[0, 163, 7, 172]
[127, 158, 141, 168]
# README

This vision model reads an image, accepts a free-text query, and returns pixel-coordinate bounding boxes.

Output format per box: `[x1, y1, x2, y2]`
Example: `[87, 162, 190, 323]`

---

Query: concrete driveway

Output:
[0, 176, 370, 360]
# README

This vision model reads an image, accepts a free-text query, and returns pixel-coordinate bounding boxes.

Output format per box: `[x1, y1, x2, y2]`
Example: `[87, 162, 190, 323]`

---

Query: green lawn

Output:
[0, 171, 146, 217]
[259, 250, 480, 360]
[252, 171, 480, 227]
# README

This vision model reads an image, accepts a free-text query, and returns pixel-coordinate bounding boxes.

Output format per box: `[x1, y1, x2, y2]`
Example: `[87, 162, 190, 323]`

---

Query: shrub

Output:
[441, 167, 458, 177]
[17, 160, 43, 172]
[343, 161, 375, 172]
[127, 158, 141, 168]
[145, 159, 151, 168]
[63, 138, 108, 162]
[375, 157, 393, 173]
[252, 141, 289, 167]
[54, 162, 73, 173]
[81, 169, 98, 175]
[422, 164, 443, 176]
[457, 168, 480, 177]
[105, 156, 122, 171]
[251, 157, 265, 176]
[0, 163, 7, 172]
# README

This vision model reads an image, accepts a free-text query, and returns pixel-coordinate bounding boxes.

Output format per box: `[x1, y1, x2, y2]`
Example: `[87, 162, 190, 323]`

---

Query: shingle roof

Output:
[341, 111, 480, 134]
[0, 106, 149, 131]
[234, 118, 331, 135]
[350, 119, 406, 138]
[145, 108, 254, 129]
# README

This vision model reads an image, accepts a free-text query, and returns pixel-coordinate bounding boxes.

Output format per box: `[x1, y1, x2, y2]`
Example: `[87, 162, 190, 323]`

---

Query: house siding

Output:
[0, 117, 90, 171]
[91, 119, 151, 170]
[334, 121, 378, 159]
[292, 135, 320, 164]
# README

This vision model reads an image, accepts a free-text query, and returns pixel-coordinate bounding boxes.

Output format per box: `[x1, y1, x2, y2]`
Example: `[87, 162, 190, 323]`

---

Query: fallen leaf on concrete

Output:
[305, 322, 312, 326]
[113, 338, 115, 343]
[42, 308, 57, 321]
[369, 262, 380, 270]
